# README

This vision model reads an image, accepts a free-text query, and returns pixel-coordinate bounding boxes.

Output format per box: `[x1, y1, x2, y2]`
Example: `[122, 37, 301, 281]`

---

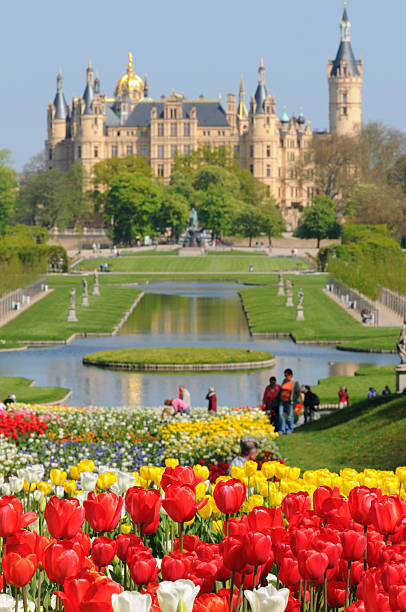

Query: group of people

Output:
[368, 385, 391, 399]
[261, 368, 305, 434]
[161, 385, 217, 419]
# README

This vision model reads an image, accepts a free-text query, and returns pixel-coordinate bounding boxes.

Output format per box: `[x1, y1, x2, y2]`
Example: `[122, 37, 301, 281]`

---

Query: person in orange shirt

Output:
[278, 368, 301, 434]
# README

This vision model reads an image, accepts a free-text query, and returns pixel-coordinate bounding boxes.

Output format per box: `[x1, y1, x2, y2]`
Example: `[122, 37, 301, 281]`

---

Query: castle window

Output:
[77, 145, 82, 159]
[141, 145, 148, 157]
[266, 145, 271, 157]
[170, 108, 177, 119]
[266, 117, 270, 125]
[157, 164, 164, 177]
[171, 145, 177, 158]
[249, 145, 254, 158]
[94, 146, 98, 158]
[234, 145, 240, 154]
[207, 131, 211, 136]
[158, 123, 164, 137]
[249, 164, 254, 174]
[117, 131, 120, 137]
[343, 107, 348, 116]
[171, 123, 177, 137]
[158, 145, 165, 158]
[48, 148, 52, 161]
[184, 123, 190, 137]
[266, 165, 271, 177]
[94, 118, 98, 126]
[184, 145, 191, 156]
[111, 145, 118, 157]
[343, 92, 348, 104]
[127, 145, 133, 156]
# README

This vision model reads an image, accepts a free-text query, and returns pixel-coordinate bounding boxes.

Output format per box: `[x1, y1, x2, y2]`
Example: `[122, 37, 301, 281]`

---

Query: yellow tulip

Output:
[340, 468, 359, 480]
[63, 480, 77, 496]
[303, 470, 316, 483]
[269, 491, 283, 506]
[212, 520, 223, 534]
[140, 466, 152, 482]
[195, 482, 207, 500]
[139, 478, 149, 489]
[121, 523, 132, 534]
[396, 467, 406, 484]
[246, 495, 264, 512]
[287, 467, 301, 481]
[261, 461, 276, 480]
[185, 516, 195, 526]
[165, 458, 179, 468]
[275, 463, 288, 480]
[340, 479, 358, 496]
[70, 465, 81, 480]
[230, 466, 245, 480]
[198, 496, 213, 519]
[193, 465, 209, 481]
[382, 478, 400, 495]
[245, 461, 258, 477]
[24, 481, 36, 492]
[97, 472, 117, 490]
[215, 476, 231, 485]
[79, 459, 95, 472]
[37, 481, 52, 496]
[50, 469, 67, 486]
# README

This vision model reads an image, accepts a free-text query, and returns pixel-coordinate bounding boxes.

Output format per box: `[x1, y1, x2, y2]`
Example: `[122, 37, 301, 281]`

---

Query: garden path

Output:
[324, 289, 403, 328]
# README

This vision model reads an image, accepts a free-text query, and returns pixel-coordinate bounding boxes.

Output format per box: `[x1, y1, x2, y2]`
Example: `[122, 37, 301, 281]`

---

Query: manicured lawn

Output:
[278, 395, 406, 472]
[83, 347, 273, 367]
[312, 365, 396, 404]
[98, 273, 281, 285]
[0, 276, 139, 342]
[239, 276, 400, 348]
[0, 340, 24, 350]
[75, 254, 309, 274]
[0, 377, 70, 404]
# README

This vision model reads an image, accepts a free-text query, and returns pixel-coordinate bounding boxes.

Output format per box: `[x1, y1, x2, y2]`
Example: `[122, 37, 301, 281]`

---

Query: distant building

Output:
[46, 4, 361, 229]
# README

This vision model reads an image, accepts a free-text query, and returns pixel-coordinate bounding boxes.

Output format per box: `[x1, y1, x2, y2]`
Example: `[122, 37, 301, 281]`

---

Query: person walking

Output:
[179, 385, 191, 409]
[338, 386, 349, 408]
[278, 368, 301, 434]
[262, 376, 280, 431]
[206, 387, 217, 413]
[303, 385, 316, 424]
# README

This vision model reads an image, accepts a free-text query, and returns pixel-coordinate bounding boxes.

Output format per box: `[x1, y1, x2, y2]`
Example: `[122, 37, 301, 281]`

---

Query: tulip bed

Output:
[0, 458, 406, 611]
[0, 405, 280, 474]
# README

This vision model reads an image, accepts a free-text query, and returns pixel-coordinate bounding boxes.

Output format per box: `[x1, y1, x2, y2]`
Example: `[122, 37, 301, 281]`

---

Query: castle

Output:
[46, 3, 362, 229]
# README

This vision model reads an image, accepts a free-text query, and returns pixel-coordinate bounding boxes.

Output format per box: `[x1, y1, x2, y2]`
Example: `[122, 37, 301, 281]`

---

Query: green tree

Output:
[192, 165, 240, 198]
[295, 195, 341, 247]
[16, 169, 70, 228]
[169, 171, 196, 206]
[157, 191, 190, 241]
[198, 185, 242, 239]
[345, 183, 404, 235]
[0, 150, 17, 234]
[104, 173, 163, 245]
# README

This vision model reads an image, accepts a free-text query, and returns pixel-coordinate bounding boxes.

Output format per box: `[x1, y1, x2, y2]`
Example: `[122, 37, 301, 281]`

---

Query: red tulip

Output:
[125, 486, 161, 533]
[289, 510, 323, 531]
[55, 574, 122, 612]
[194, 593, 228, 612]
[128, 551, 157, 585]
[382, 563, 406, 593]
[340, 529, 366, 561]
[2, 552, 38, 586]
[161, 465, 204, 492]
[91, 536, 118, 568]
[389, 585, 406, 612]
[213, 479, 246, 515]
[43, 540, 84, 584]
[289, 528, 316, 558]
[248, 506, 284, 531]
[368, 495, 405, 535]
[36, 536, 54, 567]
[286, 594, 301, 612]
[0, 496, 37, 537]
[6, 529, 38, 556]
[278, 556, 301, 588]
[162, 484, 207, 523]
[226, 516, 249, 537]
[221, 536, 247, 572]
[313, 486, 346, 520]
[327, 580, 346, 608]
[282, 492, 311, 522]
[173, 534, 201, 553]
[216, 588, 239, 612]
[116, 534, 143, 562]
[298, 548, 329, 582]
[243, 531, 273, 566]
[348, 487, 382, 525]
[66, 530, 91, 557]
[312, 533, 342, 569]
[161, 553, 191, 581]
[83, 491, 123, 533]
[45, 496, 85, 539]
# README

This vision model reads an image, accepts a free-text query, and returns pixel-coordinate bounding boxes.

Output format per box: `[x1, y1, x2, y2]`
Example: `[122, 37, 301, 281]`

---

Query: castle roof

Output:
[54, 92, 68, 120]
[330, 40, 359, 76]
[106, 100, 229, 128]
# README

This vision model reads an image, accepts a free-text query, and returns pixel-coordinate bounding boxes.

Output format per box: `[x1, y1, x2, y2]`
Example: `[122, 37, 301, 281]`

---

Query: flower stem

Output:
[36, 569, 43, 612]
[345, 561, 351, 608]
[323, 571, 327, 612]
[235, 575, 245, 611]
[178, 522, 184, 554]
[229, 570, 235, 612]
[22, 585, 28, 612]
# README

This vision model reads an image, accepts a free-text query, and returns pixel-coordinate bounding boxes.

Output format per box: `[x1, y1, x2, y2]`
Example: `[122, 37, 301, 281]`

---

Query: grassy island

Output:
[83, 347, 275, 371]
[0, 376, 70, 404]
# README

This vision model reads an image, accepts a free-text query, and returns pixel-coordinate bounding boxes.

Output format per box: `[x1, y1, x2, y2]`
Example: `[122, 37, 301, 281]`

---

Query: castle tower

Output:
[328, 2, 362, 135]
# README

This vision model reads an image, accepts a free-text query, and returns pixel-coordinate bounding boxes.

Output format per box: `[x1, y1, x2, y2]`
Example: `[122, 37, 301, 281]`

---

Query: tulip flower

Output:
[6, 529, 38, 557]
[83, 491, 123, 533]
[213, 479, 246, 516]
[282, 491, 311, 522]
[112, 591, 152, 612]
[327, 580, 346, 608]
[243, 532, 273, 567]
[368, 495, 405, 535]
[128, 551, 157, 585]
[340, 529, 366, 561]
[162, 484, 208, 524]
[157, 579, 200, 612]
[278, 557, 300, 588]
[248, 506, 284, 531]
[221, 536, 247, 572]
[244, 583, 290, 612]
[43, 540, 84, 584]
[0, 594, 15, 612]
[2, 552, 38, 587]
[161, 554, 191, 581]
[161, 466, 204, 492]
[50, 469, 67, 486]
[297, 549, 329, 582]
[389, 585, 406, 612]
[91, 536, 118, 569]
[125, 487, 162, 534]
[348, 486, 382, 525]
[44, 496, 85, 539]
[0, 497, 37, 537]
[80, 471, 98, 491]
[55, 573, 122, 611]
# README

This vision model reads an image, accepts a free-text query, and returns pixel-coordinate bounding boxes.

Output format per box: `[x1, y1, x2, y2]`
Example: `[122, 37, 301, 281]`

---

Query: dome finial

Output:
[128, 52, 134, 73]
[115, 52, 144, 100]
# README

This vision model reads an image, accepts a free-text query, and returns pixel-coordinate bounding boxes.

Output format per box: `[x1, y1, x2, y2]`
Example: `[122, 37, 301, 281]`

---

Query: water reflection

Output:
[0, 281, 397, 408]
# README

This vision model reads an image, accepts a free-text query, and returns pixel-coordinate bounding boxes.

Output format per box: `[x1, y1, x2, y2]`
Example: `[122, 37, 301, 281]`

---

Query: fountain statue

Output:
[183, 206, 203, 247]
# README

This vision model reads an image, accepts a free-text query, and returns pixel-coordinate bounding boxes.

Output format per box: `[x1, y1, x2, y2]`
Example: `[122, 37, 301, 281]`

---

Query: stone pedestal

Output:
[92, 271, 100, 296]
[68, 306, 78, 322]
[81, 293, 89, 307]
[396, 365, 406, 393]
[296, 305, 305, 321]
[277, 282, 284, 296]
[286, 291, 293, 307]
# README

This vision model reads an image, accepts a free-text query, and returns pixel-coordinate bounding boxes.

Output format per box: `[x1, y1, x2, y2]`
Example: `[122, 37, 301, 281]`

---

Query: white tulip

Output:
[0, 594, 15, 612]
[33, 490, 42, 502]
[116, 471, 135, 493]
[0, 475, 4, 488]
[9, 477, 24, 494]
[244, 584, 290, 612]
[55, 486, 64, 498]
[112, 591, 151, 612]
[80, 472, 98, 491]
[157, 579, 200, 612]
[1, 483, 10, 496]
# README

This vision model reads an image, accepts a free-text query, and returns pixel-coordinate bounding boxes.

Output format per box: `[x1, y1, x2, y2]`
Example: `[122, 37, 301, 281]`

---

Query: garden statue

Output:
[298, 288, 304, 305]
[183, 206, 203, 247]
[92, 269, 100, 296]
[397, 320, 406, 364]
[81, 278, 89, 307]
[68, 289, 78, 322]
[189, 206, 198, 229]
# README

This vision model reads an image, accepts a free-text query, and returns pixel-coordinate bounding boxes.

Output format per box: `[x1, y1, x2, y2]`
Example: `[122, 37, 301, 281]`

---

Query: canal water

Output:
[0, 281, 397, 408]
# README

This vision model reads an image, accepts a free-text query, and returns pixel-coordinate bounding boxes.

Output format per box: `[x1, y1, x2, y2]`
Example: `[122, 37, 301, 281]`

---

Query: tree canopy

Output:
[294, 195, 341, 247]
[0, 150, 17, 234]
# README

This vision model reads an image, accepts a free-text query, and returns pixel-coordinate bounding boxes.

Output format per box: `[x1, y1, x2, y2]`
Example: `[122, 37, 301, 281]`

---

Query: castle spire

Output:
[237, 75, 248, 117]
[54, 68, 68, 120]
[340, 1, 351, 42]
[144, 73, 149, 98]
[83, 59, 94, 114]
[254, 58, 267, 114]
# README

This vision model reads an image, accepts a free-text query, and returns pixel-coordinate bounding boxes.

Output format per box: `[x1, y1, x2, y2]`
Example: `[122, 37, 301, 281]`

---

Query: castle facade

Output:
[46, 4, 361, 229]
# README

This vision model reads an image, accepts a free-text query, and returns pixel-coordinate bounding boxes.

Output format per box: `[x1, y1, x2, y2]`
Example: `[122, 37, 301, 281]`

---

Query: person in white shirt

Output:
[179, 385, 191, 409]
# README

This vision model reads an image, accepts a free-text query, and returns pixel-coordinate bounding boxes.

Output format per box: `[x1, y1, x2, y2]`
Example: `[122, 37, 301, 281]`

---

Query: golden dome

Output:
[115, 53, 144, 98]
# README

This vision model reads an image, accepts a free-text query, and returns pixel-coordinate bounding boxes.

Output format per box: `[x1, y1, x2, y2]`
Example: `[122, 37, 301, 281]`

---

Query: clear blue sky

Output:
[1, 0, 403, 171]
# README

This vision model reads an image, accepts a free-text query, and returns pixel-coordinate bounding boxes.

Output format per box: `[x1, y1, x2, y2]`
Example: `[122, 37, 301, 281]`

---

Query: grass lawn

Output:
[0, 377, 70, 404]
[76, 254, 309, 274]
[0, 340, 24, 350]
[0, 276, 139, 342]
[313, 365, 396, 404]
[98, 273, 283, 285]
[83, 347, 273, 367]
[277, 395, 406, 472]
[239, 276, 400, 349]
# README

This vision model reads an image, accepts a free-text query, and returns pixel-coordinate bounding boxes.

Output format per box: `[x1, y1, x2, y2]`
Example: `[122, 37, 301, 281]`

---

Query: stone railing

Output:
[378, 286, 406, 321]
[0, 279, 46, 324]
[327, 278, 379, 326]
